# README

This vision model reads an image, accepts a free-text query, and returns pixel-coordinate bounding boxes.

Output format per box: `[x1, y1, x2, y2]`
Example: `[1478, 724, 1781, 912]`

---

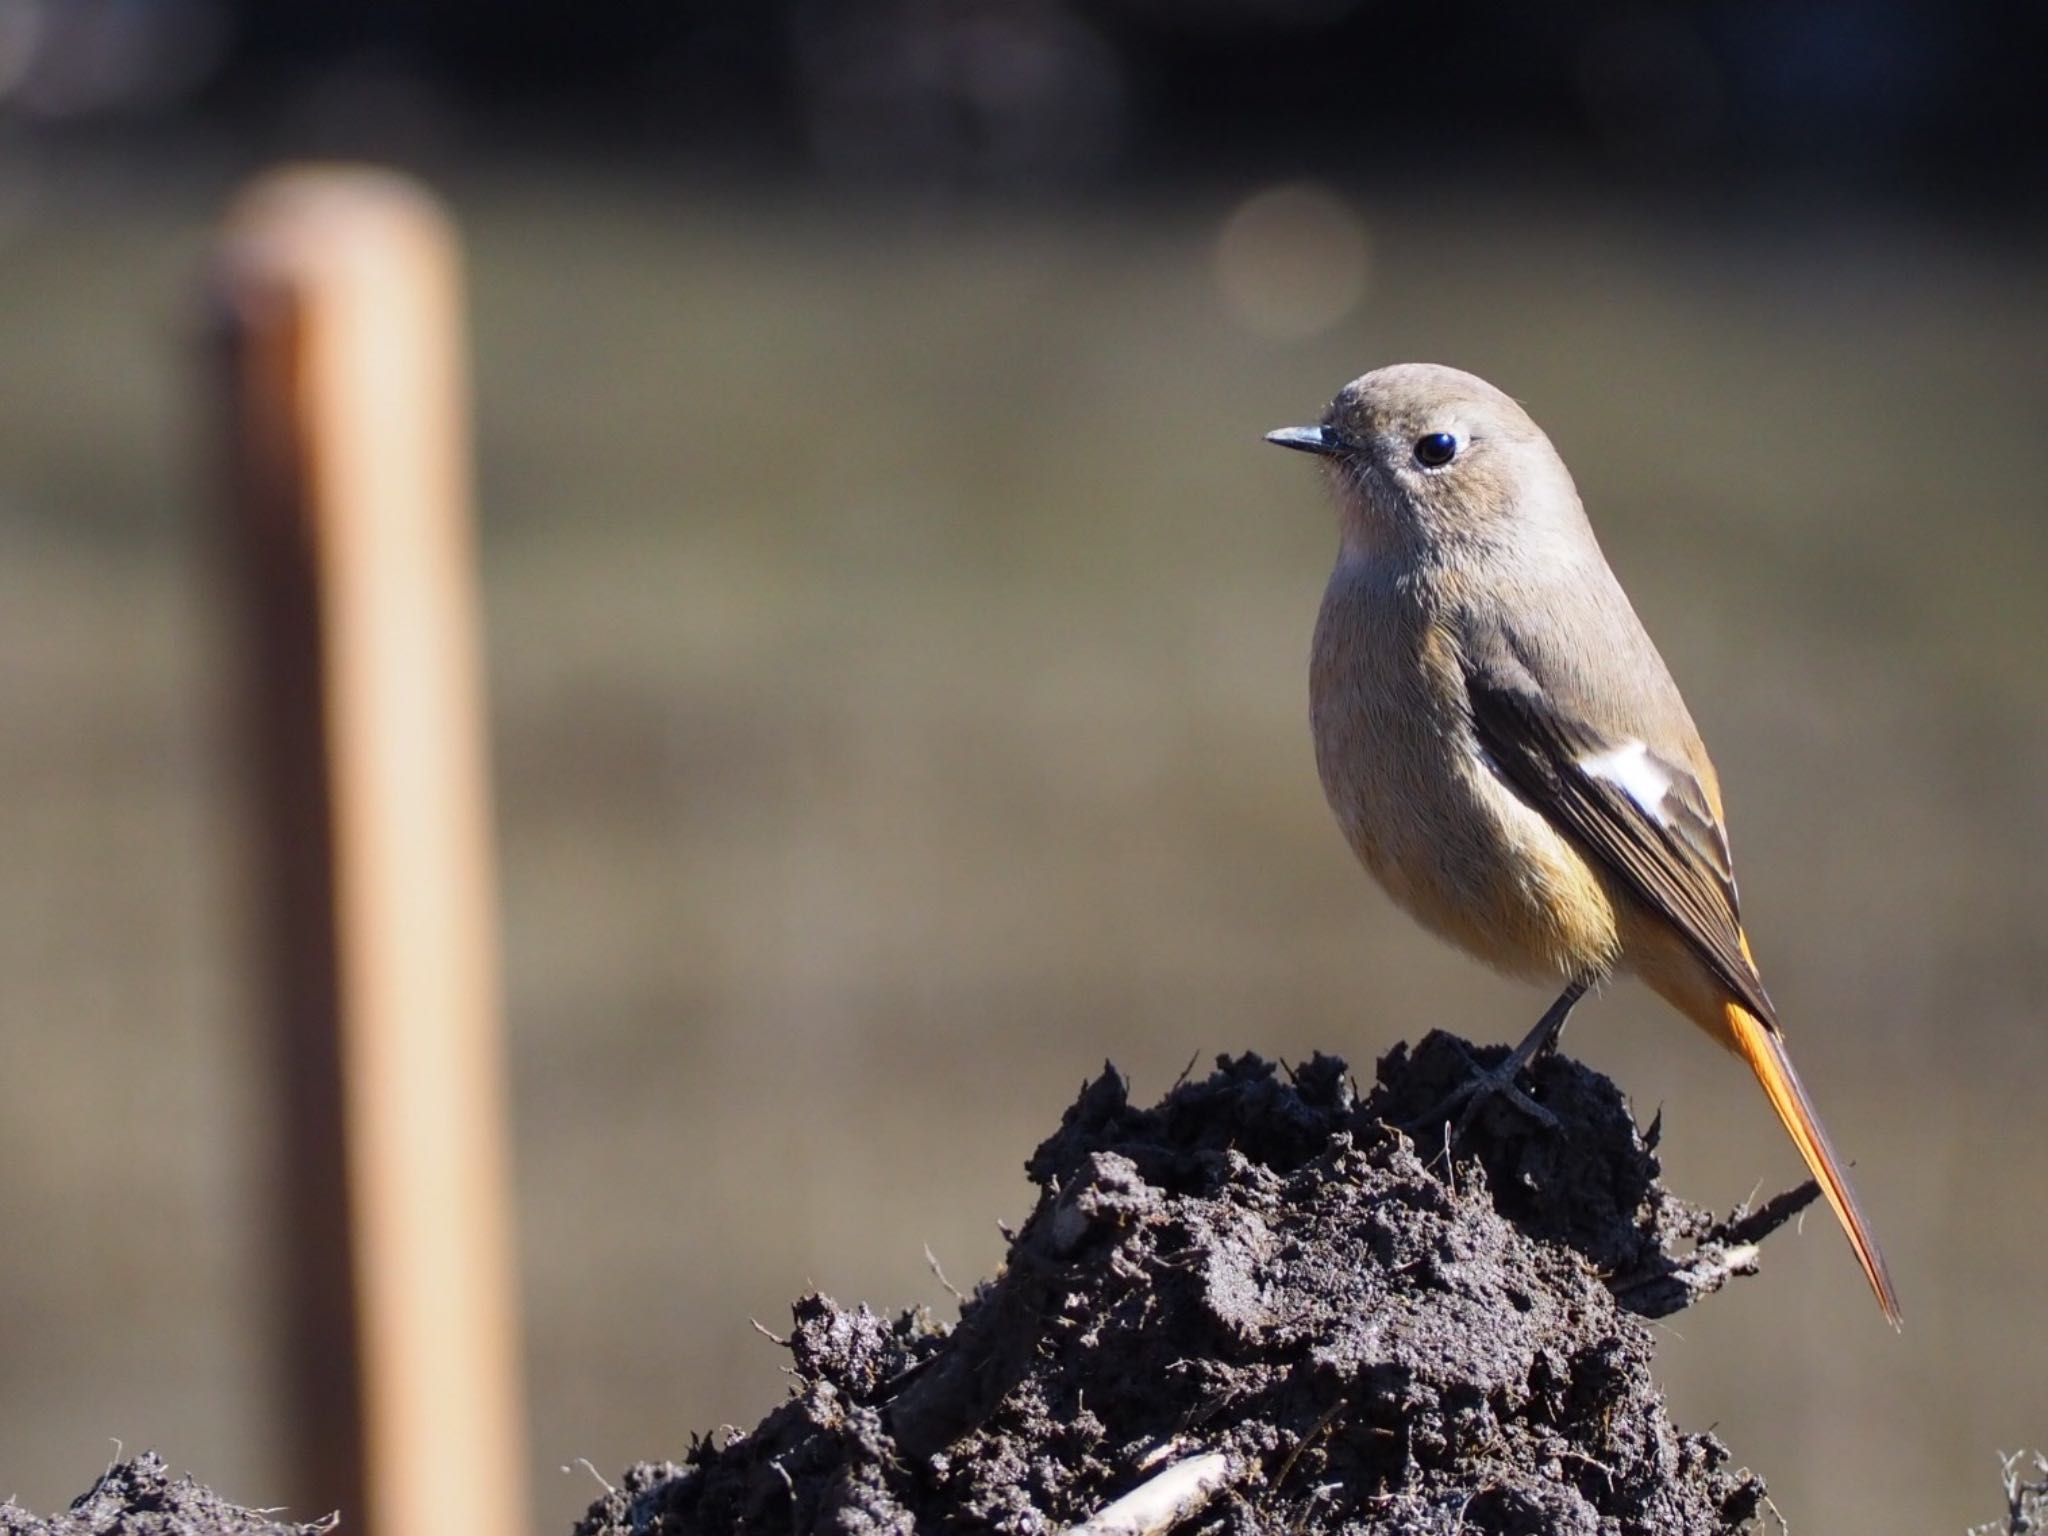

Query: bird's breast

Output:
[1309, 564, 1622, 982]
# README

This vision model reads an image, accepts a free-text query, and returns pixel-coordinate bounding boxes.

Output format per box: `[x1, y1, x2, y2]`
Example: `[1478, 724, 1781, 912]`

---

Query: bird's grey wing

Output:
[1460, 620, 1775, 1027]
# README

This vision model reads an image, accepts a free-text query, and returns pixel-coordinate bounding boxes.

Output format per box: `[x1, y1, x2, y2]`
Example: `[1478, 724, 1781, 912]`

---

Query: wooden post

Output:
[211, 166, 529, 1536]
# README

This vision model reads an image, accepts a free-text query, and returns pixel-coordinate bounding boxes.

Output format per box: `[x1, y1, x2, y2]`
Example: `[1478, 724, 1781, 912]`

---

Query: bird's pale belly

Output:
[1312, 679, 1624, 987]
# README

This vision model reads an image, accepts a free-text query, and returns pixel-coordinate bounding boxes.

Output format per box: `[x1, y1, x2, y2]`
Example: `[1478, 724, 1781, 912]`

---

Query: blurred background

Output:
[1, 1, 2045, 1531]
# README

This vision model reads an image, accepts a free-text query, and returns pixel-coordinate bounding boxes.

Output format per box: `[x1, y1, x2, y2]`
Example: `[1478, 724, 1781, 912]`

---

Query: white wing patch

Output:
[1576, 739, 1674, 821]
[1576, 736, 1739, 902]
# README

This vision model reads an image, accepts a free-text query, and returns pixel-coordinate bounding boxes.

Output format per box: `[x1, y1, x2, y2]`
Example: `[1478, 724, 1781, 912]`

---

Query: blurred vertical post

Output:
[210, 167, 529, 1536]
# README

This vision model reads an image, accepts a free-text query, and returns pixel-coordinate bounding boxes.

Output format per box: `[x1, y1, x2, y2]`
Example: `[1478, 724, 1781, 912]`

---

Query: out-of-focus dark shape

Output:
[1715, 0, 1951, 164]
[0, 0, 227, 118]
[1097, 0, 1369, 40]
[280, 56, 463, 167]
[0, 0, 2034, 200]
[787, 0, 1127, 183]
[1577, 9, 1727, 163]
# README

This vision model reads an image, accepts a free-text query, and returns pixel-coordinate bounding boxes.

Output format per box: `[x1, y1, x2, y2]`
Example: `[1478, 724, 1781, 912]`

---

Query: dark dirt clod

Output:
[0, 1453, 331, 1536]
[581, 1031, 1815, 1536]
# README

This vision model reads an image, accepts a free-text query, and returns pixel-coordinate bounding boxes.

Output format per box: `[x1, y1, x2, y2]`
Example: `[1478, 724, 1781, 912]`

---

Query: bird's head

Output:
[1268, 363, 1583, 562]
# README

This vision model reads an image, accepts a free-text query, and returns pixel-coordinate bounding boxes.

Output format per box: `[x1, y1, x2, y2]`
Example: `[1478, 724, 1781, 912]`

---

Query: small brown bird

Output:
[1269, 363, 1900, 1325]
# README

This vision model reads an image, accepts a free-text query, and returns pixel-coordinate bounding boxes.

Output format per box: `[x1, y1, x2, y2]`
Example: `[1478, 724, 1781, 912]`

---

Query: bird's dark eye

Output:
[1414, 432, 1458, 468]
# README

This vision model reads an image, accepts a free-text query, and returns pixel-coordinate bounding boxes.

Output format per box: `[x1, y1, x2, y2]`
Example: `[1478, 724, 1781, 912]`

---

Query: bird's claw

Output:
[1406, 1048, 1561, 1144]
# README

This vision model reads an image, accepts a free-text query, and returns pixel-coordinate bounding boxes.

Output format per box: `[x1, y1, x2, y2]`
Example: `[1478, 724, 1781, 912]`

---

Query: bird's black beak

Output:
[1264, 424, 1339, 456]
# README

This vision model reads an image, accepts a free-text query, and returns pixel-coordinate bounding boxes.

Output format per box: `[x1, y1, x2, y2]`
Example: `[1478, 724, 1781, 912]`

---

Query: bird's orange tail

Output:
[1723, 1000, 1902, 1327]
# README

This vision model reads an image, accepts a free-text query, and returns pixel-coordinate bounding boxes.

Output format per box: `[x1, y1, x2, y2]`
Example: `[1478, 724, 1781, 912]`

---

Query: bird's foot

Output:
[1399, 981, 1589, 1147]
[1405, 1042, 1561, 1144]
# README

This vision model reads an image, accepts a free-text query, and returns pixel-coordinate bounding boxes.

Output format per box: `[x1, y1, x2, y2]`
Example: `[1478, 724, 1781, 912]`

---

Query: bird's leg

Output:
[1514, 978, 1587, 1065]
[1410, 980, 1589, 1139]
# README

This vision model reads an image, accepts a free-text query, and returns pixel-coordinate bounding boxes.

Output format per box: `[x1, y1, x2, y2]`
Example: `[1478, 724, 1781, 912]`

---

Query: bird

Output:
[1267, 362, 1900, 1326]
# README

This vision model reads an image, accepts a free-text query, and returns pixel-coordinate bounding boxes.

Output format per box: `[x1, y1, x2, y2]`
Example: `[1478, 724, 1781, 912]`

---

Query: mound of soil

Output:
[0, 1453, 329, 1536]
[581, 1032, 1814, 1536]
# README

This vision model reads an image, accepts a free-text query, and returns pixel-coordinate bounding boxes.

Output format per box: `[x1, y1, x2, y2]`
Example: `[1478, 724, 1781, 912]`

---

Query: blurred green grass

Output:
[0, 164, 2044, 1533]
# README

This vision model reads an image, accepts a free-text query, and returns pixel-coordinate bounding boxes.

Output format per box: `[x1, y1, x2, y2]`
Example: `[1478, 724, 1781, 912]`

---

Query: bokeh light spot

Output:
[1213, 180, 1371, 340]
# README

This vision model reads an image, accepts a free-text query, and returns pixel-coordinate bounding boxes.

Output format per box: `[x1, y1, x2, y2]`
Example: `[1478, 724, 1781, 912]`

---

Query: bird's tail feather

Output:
[1723, 1000, 1902, 1327]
